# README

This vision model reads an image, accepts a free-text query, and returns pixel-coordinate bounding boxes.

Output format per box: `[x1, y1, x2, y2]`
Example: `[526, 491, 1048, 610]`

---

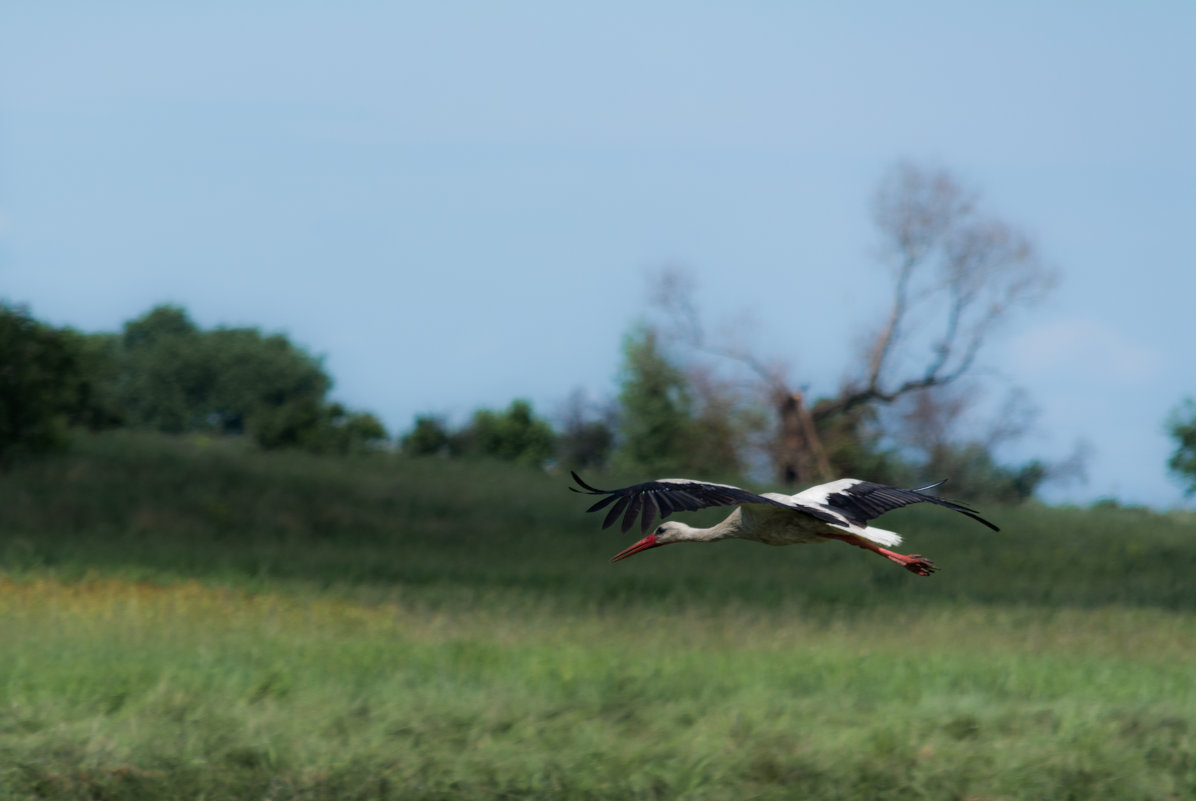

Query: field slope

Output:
[1, 431, 1194, 799]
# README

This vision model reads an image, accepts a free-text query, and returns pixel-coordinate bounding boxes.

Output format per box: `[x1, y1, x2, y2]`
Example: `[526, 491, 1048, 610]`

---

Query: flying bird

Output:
[570, 471, 998, 575]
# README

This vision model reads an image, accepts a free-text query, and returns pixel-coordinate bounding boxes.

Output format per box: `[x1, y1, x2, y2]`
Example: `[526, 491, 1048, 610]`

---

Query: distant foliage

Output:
[94, 304, 388, 454]
[641, 162, 1060, 496]
[321, 406, 389, 455]
[917, 443, 1047, 504]
[401, 402, 559, 466]
[401, 415, 452, 457]
[111, 305, 334, 439]
[611, 326, 753, 478]
[69, 332, 127, 430]
[454, 399, 556, 466]
[0, 301, 126, 466]
[612, 326, 697, 475]
[873, 386, 1055, 502]
[252, 398, 387, 455]
[1167, 398, 1196, 495]
[0, 302, 87, 465]
[2, 302, 387, 457]
[204, 326, 333, 439]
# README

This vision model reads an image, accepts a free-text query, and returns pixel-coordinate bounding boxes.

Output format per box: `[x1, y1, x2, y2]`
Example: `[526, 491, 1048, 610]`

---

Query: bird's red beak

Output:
[609, 533, 663, 563]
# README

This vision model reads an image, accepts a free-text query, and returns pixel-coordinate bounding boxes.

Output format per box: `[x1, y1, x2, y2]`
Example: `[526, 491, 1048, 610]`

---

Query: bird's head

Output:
[609, 521, 686, 563]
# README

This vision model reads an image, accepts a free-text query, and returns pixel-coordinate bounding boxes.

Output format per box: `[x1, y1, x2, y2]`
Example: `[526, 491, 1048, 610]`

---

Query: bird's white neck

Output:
[671, 510, 748, 543]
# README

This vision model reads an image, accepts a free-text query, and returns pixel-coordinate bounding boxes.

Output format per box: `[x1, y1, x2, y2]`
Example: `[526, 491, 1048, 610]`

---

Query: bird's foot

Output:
[898, 554, 939, 576]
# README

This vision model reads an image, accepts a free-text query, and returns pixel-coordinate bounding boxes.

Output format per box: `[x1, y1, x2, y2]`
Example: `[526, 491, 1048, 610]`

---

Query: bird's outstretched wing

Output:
[569, 471, 795, 533]
[794, 479, 1000, 531]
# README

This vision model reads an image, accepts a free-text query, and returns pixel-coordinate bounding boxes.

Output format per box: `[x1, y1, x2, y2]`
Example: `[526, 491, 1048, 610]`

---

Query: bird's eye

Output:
[655, 526, 665, 535]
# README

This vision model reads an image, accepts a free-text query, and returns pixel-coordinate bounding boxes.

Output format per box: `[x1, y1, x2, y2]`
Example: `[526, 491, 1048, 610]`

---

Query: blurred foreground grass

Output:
[1, 431, 1194, 799]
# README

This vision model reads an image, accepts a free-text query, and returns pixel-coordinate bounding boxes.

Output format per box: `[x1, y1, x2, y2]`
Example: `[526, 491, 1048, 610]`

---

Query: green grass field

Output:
[2, 432, 1194, 799]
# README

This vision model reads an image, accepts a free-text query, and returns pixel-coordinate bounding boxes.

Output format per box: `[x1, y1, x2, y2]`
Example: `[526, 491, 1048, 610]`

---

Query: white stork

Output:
[570, 472, 998, 576]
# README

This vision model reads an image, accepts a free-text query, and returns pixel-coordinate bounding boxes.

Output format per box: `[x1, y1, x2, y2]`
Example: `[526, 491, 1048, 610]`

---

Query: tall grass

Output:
[1, 431, 1195, 799]
[2, 577, 1194, 800]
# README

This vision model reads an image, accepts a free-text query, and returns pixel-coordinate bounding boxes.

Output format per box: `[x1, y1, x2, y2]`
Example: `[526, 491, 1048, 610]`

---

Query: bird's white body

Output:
[788, 484, 904, 547]
[651, 495, 901, 549]
[642, 478, 904, 547]
[571, 472, 997, 576]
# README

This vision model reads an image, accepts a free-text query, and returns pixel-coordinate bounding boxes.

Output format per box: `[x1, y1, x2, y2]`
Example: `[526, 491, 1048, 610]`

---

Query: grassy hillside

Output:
[2, 430, 1193, 611]
[1, 432, 1195, 799]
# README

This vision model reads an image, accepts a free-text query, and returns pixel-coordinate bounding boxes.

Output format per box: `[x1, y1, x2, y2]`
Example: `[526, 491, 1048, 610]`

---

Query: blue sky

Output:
[2, 2, 1193, 506]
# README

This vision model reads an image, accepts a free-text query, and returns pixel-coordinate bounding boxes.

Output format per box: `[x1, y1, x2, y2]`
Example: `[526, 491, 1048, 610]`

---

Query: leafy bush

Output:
[401, 415, 452, 456]
[1167, 397, 1196, 495]
[88, 304, 385, 454]
[453, 399, 556, 466]
[0, 302, 94, 466]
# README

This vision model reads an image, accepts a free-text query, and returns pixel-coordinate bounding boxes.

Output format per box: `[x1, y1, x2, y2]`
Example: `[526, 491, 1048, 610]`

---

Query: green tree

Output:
[252, 399, 387, 455]
[203, 326, 331, 437]
[0, 302, 88, 466]
[401, 415, 451, 457]
[101, 304, 383, 454]
[116, 305, 209, 433]
[321, 404, 389, 455]
[249, 396, 327, 451]
[1166, 398, 1196, 495]
[915, 442, 1046, 503]
[685, 369, 760, 478]
[454, 399, 556, 466]
[613, 326, 696, 475]
[113, 305, 333, 438]
[68, 331, 126, 430]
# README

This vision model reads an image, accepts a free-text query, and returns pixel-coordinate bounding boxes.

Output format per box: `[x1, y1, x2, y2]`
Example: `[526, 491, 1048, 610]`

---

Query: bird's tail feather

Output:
[829, 523, 902, 547]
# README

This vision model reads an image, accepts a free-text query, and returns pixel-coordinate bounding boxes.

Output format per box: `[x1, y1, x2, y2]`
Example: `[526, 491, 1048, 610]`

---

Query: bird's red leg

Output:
[820, 533, 939, 576]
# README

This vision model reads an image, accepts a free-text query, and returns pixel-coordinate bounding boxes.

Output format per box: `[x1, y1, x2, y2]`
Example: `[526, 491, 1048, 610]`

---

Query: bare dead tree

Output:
[647, 161, 1058, 487]
[888, 383, 1036, 469]
[821, 162, 1057, 420]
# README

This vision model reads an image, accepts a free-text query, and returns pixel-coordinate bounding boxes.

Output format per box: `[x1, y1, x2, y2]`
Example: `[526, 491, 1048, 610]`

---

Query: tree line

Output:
[401, 324, 1048, 503]
[6, 161, 1195, 502]
[0, 302, 386, 468]
[5, 295, 1195, 502]
[398, 162, 1195, 504]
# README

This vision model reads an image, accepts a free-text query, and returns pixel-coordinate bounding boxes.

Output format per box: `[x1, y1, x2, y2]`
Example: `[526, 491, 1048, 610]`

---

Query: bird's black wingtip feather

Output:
[953, 507, 1000, 532]
[569, 470, 606, 494]
[909, 478, 1000, 532]
[945, 501, 1001, 533]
